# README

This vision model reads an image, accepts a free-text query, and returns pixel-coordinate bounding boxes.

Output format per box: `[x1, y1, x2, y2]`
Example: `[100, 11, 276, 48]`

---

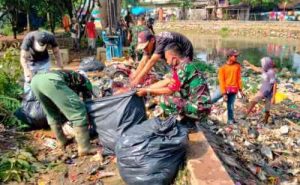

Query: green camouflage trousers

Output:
[31, 72, 88, 127]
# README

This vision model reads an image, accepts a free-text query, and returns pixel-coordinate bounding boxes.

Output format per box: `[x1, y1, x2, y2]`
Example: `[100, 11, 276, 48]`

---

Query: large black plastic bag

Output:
[86, 91, 146, 155]
[14, 90, 48, 128]
[116, 116, 189, 185]
[79, 56, 105, 72]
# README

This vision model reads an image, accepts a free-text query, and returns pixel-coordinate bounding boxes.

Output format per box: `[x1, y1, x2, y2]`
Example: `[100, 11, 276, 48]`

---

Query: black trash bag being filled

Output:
[86, 91, 146, 155]
[79, 56, 105, 72]
[115, 116, 189, 185]
[14, 90, 48, 129]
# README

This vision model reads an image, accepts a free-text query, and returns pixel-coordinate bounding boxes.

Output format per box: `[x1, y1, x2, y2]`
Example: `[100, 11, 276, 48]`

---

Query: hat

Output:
[227, 50, 239, 57]
[34, 32, 48, 52]
[136, 30, 154, 51]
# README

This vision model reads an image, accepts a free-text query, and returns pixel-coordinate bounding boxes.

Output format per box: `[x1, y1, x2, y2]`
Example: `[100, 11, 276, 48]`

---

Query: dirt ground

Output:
[0, 126, 125, 185]
[0, 46, 126, 185]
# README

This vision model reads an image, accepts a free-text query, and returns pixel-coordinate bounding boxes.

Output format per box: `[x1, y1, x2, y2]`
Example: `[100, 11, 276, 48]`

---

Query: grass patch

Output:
[174, 164, 190, 185]
[219, 27, 230, 37]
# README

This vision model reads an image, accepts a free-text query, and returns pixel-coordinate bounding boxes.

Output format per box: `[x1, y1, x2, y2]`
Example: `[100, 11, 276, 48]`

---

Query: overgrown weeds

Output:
[0, 48, 26, 129]
[219, 27, 230, 37]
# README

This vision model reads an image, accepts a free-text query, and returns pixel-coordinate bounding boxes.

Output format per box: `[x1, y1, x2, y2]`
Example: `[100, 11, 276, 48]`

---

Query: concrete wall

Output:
[187, 9, 207, 20]
[155, 21, 300, 39]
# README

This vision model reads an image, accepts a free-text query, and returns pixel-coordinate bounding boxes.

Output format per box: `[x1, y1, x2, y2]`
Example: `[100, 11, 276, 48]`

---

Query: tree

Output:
[230, 0, 280, 11]
[121, 0, 138, 9]
[0, 0, 21, 38]
[171, 0, 193, 19]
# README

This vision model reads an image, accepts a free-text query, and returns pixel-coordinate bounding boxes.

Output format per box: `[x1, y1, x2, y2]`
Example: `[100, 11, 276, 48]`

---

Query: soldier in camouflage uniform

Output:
[128, 16, 149, 61]
[31, 70, 97, 156]
[137, 43, 211, 122]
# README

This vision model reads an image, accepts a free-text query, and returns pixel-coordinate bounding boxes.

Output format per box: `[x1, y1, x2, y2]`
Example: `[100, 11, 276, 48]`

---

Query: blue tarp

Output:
[131, 7, 153, 16]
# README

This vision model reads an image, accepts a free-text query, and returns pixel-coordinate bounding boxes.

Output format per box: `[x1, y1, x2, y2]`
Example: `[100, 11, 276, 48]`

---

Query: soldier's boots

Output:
[49, 124, 68, 148]
[74, 126, 98, 156]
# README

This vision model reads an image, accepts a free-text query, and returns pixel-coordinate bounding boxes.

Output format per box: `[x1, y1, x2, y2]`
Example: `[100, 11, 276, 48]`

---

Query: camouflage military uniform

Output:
[128, 25, 148, 60]
[160, 60, 211, 121]
[31, 70, 93, 126]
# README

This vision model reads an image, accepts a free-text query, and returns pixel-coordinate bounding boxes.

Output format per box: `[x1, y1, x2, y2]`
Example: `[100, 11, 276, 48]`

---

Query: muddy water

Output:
[184, 34, 300, 74]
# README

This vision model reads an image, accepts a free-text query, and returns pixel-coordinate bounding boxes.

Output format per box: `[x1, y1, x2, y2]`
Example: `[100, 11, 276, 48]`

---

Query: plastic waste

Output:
[260, 146, 273, 160]
[79, 56, 105, 72]
[116, 116, 188, 185]
[279, 125, 289, 135]
[14, 90, 48, 129]
[275, 92, 288, 104]
[86, 91, 147, 155]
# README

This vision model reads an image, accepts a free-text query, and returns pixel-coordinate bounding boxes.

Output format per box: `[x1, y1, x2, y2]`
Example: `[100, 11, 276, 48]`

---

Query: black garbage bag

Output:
[14, 90, 48, 129]
[115, 116, 189, 185]
[79, 56, 105, 72]
[86, 91, 146, 155]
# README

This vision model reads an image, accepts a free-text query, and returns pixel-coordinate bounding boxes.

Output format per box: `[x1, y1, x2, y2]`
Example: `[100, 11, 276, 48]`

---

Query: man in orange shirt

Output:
[211, 50, 245, 124]
[85, 17, 97, 55]
[158, 7, 164, 22]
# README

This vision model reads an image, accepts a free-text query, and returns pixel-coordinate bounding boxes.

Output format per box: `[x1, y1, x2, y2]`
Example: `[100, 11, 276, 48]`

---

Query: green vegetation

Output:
[219, 27, 230, 37]
[0, 0, 95, 37]
[174, 165, 190, 185]
[0, 24, 13, 36]
[193, 58, 216, 73]
[171, 0, 193, 9]
[0, 48, 26, 129]
[122, 0, 139, 9]
[0, 150, 39, 183]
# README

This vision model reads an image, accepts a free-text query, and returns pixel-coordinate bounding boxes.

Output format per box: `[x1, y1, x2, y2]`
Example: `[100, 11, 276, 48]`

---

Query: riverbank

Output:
[155, 21, 300, 40]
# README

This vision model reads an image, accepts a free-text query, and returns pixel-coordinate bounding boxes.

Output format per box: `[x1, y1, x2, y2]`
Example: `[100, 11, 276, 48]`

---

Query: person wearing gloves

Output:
[30, 70, 97, 156]
[20, 30, 63, 92]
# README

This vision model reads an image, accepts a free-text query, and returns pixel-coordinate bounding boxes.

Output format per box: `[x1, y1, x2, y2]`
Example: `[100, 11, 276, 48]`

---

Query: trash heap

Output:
[203, 67, 300, 184]
[90, 57, 299, 184]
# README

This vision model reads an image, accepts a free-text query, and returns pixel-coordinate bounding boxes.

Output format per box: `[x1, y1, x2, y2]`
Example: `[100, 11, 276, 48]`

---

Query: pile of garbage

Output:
[10, 55, 299, 184]
[202, 66, 300, 184]
[89, 57, 299, 184]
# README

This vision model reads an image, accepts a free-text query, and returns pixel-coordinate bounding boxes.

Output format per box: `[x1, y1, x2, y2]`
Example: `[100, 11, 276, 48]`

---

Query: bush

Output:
[0, 24, 13, 36]
[0, 48, 26, 129]
[0, 150, 38, 183]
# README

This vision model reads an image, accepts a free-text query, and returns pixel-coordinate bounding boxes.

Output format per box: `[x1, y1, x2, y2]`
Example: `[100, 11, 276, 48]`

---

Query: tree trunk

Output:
[64, 0, 74, 18]
[50, 13, 55, 33]
[78, 0, 87, 23]
[82, 0, 93, 23]
[26, 11, 30, 31]
[12, 24, 17, 39]
[182, 7, 186, 20]
[10, 10, 18, 39]
[47, 13, 50, 30]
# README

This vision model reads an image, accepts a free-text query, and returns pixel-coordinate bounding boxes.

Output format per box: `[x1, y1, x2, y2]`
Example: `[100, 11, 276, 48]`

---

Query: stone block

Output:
[49, 49, 69, 66]
[96, 47, 106, 61]
[96, 47, 130, 62]
[187, 132, 234, 185]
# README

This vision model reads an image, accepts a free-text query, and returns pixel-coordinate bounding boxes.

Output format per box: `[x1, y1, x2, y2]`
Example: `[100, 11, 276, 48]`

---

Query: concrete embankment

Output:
[155, 21, 300, 40]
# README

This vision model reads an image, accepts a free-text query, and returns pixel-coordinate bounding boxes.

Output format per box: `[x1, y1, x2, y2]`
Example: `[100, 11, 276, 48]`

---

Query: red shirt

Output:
[168, 67, 181, 92]
[86, 22, 96, 38]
